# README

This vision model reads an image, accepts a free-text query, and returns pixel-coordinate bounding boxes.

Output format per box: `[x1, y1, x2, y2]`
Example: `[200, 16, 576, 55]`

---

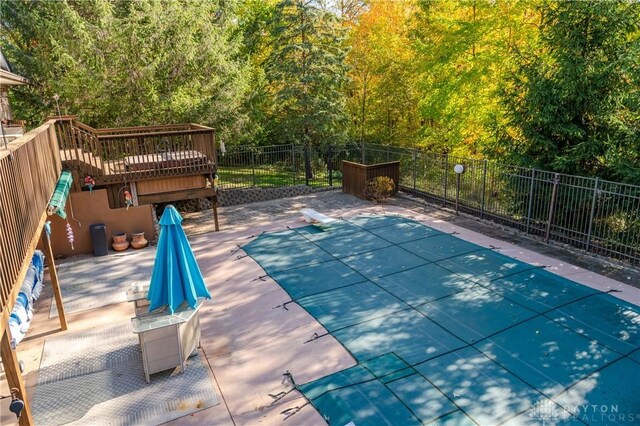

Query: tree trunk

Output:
[360, 75, 367, 148]
[300, 1, 313, 182]
[304, 136, 313, 183]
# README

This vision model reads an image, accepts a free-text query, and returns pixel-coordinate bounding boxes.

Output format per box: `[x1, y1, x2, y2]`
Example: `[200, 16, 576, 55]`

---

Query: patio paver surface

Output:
[2, 190, 639, 425]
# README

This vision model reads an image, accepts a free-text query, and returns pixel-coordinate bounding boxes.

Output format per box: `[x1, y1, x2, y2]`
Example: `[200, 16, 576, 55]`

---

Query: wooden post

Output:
[41, 232, 68, 331]
[70, 169, 82, 193]
[1, 329, 34, 425]
[211, 195, 220, 232]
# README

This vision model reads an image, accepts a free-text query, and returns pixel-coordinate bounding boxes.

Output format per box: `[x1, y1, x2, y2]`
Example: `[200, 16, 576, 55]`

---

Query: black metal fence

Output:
[218, 142, 640, 265]
[217, 143, 363, 188]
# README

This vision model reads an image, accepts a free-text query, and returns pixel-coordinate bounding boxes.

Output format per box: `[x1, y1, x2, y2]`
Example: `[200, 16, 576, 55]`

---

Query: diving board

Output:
[300, 208, 336, 224]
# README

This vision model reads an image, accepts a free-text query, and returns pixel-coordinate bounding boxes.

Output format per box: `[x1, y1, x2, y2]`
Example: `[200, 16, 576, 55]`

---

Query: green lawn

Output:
[218, 166, 341, 189]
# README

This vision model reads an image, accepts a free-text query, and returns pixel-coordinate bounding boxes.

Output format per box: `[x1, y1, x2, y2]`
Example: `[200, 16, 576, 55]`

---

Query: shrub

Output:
[363, 176, 395, 203]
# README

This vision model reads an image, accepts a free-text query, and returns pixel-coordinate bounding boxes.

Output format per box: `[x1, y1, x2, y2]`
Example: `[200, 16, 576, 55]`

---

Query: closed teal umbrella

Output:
[147, 205, 211, 313]
[47, 170, 73, 219]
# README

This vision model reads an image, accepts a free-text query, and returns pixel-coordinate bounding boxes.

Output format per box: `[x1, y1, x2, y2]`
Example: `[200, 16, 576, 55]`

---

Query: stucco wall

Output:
[46, 189, 155, 258]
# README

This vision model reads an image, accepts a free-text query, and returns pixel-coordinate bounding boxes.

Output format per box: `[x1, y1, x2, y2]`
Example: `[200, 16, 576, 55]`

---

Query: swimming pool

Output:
[243, 215, 640, 425]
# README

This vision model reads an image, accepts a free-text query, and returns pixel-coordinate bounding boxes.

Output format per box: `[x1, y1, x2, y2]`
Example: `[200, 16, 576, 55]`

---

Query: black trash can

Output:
[89, 223, 109, 256]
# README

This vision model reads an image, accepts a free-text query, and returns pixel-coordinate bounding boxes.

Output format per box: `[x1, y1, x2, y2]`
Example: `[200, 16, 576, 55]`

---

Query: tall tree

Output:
[0, 0, 108, 125]
[235, 0, 278, 145]
[335, 0, 367, 24]
[1, 0, 251, 141]
[346, 0, 420, 148]
[413, 0, 538, 156]
[496, 0, 640, 182]
[265, 0, 349, 177]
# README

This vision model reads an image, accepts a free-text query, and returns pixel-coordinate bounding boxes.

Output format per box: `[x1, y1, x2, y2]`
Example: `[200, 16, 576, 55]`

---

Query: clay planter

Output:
[130, 232, 148, 249]
[112, 232, 129, 251]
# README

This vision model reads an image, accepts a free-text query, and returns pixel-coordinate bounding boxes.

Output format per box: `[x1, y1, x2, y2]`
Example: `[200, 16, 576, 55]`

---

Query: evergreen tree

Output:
[235, 0, 278, 145]
[1, 0, 251, 142]
[496, 0, 640, 182]
[265, 0, 349, 178]
[1, 0, 107, 125]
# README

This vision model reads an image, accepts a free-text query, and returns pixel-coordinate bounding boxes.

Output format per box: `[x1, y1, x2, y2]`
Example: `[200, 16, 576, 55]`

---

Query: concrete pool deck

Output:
[2, 190, 639, 425]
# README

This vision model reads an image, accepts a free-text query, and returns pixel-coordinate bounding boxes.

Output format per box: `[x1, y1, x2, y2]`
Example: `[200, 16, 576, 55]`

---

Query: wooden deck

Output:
[55, 117, 217, 186]
[1, 116, 219, 318]
[55, 117, 219, 226]
[1, 116, 219, 424]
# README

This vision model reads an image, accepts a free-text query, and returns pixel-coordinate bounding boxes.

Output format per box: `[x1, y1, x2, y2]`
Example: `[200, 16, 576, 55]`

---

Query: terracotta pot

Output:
[112, 232, 129, 251]
[130, 232, 148, 249]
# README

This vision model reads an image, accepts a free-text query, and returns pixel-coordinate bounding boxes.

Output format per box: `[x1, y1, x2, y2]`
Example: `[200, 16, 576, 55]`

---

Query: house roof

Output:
[0, 49, 28, 87]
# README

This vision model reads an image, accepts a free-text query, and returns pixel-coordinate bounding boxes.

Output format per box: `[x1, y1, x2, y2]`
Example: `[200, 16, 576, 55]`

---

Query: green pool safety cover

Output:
[244, 215, 640, 425]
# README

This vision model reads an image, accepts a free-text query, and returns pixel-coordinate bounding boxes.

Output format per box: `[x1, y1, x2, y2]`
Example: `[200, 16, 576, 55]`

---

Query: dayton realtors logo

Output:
[529, 400, 638, 425]
[565, 404, 638, 424]
[528, 400, 560, 425]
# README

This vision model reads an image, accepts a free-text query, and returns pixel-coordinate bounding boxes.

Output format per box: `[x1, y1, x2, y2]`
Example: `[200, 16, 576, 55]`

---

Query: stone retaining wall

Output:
[173, 185, 338, 212]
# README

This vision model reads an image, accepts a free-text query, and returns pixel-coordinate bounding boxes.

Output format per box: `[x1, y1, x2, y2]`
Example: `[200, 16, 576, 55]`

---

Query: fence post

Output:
[291, 144, 296, 185]
[412, 148, 417, 190]
[443, 153, 449, 207]
[328, 145, 333, 187]
[526, 168, 536, 234]
[585, 177, 599, 252]
[304, 144, 310, 186]
[251, 149, 256, 187]
[455, 171, 461, 215]
[480, 159, 488, 219]
[544, 173, 560, 244]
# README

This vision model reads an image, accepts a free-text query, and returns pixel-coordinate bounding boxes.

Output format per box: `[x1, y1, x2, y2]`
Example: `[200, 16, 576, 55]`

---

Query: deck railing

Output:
[0, 120, 61, 315]
[55, 117, 216, 185]
[3, 119, 26, 130]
